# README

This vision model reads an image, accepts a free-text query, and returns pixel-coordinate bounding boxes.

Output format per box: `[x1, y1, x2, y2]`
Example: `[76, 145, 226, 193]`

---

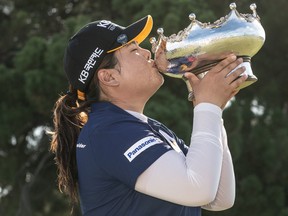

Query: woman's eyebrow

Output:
[125, 41, 138, 48]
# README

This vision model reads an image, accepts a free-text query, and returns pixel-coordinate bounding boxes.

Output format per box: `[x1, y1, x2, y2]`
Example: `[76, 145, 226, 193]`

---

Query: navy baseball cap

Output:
[64, 15, 153, 94]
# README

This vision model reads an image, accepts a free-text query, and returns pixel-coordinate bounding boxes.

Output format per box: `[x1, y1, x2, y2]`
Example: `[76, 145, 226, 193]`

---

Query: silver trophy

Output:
[150, 3, 265, 101]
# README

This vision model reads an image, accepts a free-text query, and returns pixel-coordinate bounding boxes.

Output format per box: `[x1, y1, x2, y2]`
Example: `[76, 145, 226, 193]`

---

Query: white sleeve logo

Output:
[124, 136, 162, 162]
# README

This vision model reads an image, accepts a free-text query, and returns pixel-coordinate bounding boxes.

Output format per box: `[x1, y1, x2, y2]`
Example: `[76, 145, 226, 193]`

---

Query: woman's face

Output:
[114, 41, 164, 101]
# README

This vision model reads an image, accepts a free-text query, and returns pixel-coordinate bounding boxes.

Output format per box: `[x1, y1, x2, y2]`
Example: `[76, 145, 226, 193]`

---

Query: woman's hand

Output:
[184, 54, 248, 109]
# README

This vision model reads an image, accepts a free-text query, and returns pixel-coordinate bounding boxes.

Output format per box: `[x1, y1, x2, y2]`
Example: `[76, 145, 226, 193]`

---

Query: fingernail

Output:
[230, 54, 237, 60]
[182, 73, 188, 80]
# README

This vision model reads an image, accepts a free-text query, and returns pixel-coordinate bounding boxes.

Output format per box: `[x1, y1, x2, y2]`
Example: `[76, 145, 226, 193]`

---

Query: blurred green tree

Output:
[0, 0, 287, 215]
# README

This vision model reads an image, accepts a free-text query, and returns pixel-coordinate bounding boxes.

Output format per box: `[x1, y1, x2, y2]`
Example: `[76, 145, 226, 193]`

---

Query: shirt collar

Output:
[125, 110, 148, 123]
[90, 102, 148, 123]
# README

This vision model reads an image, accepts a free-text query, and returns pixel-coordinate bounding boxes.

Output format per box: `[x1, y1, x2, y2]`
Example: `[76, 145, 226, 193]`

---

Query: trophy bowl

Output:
[150, 3, 265, 100]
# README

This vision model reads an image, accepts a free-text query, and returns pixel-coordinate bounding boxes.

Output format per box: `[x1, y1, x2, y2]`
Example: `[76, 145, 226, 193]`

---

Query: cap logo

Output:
[117, 34, 128, 45]
[78, 47, 104, 85]
[97, 20, 116, 31]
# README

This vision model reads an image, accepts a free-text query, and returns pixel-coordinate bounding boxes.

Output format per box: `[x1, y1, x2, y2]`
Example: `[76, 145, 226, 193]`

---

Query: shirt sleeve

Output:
[202, 122, 236, 211]
[90, 120, 172, 188]
[135, 103, 225, 207]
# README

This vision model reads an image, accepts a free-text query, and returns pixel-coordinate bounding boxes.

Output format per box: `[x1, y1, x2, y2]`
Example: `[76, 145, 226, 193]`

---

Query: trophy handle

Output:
[182, 75, 194, 101]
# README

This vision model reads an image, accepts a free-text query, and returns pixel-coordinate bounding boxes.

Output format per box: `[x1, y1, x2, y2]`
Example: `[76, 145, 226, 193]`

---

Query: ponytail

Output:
[50, 91, 91, 204]
[49, 52, 118, 206]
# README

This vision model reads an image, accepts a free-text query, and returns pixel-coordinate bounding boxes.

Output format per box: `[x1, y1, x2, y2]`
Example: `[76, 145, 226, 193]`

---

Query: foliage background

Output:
[0, 0, 287, 215]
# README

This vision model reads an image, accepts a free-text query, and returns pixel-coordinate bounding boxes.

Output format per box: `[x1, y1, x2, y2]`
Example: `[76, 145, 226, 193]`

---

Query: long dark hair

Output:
[50, 52, 118, 206]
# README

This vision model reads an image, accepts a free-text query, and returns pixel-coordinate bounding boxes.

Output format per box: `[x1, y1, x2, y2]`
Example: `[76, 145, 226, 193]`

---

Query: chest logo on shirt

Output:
[124, 136, 162, 162]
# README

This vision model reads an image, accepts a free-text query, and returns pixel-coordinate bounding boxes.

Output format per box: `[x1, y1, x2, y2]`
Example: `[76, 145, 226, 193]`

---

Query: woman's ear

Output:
[97, 69, 119, 87]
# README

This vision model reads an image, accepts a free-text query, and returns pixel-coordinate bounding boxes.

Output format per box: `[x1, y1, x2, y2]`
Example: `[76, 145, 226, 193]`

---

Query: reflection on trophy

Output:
[150, 3, 266, 101]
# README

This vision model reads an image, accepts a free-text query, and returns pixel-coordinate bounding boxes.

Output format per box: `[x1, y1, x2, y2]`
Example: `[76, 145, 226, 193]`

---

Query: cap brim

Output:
[107, 15, 153, 53]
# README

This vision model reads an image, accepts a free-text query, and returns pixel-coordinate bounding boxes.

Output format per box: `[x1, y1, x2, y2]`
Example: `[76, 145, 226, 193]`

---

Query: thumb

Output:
[183, 72, 199, 86]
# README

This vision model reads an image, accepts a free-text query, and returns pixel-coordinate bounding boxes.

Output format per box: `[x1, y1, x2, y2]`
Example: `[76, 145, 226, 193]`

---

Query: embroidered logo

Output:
[124, 136, 162, 162]
[76, 143, 86, 149]
[117, 34, 128, 45]
[78, 47, 104, 85]
[97, 20, 116, 31]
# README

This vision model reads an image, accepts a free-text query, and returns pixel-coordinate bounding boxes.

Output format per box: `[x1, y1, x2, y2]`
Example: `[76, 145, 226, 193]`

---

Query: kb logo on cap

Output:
[117, 34, 128, 45]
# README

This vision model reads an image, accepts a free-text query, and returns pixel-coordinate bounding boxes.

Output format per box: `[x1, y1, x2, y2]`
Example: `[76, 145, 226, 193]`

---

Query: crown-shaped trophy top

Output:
[150, 2, 265, 59]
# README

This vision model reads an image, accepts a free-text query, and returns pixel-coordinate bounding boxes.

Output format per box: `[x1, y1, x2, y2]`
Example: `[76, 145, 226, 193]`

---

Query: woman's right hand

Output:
[184, 54, 248, 109]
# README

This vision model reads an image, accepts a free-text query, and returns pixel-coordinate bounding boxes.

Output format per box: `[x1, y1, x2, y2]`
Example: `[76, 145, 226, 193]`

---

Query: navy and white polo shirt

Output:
[76, 102, 201, 216]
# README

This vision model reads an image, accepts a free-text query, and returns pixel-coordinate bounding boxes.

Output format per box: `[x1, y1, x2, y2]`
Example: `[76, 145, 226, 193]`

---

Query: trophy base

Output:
[238, 75, 257, 90]
[196, 57, 258, 90]
[230, 61, 258, 90]
[183, 59, 258, 101]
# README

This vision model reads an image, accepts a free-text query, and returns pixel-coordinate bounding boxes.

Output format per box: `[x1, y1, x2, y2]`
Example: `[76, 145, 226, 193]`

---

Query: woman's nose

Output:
[142, 48, 151, 60]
